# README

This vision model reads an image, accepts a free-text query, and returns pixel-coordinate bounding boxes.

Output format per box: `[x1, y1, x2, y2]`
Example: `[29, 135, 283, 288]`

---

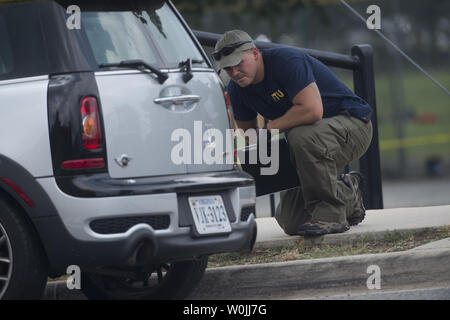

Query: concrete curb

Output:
[44, 242, 450, 300]
[254, 226, 447, 249]
[44, 281, 86, 300]
[189, 246, 450, 299]
[254, 207, 450, 249]
[43, 205, 450, 299]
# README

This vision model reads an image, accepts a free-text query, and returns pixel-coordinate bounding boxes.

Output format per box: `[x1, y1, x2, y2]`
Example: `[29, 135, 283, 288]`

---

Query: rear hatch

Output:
[79, 1, 232, 178]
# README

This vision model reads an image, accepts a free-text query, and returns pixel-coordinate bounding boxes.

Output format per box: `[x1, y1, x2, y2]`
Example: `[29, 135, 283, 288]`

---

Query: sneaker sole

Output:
[298, 224, 350, 236]
[348, 211, 366, 226]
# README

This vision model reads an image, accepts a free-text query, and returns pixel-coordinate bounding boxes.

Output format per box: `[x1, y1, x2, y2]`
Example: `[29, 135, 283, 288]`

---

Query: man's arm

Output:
[267, 82, 323, 133]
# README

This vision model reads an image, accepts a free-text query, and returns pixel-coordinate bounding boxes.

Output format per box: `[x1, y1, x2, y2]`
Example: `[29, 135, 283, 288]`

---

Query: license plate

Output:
[188, 195, 232, 235]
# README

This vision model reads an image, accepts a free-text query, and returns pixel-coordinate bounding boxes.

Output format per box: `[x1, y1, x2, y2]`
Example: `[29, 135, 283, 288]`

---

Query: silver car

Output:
[0, 0, 256, 299]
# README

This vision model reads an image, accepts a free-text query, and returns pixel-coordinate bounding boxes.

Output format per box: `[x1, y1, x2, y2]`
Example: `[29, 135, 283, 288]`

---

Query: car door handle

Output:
[154, 94, 200, 105]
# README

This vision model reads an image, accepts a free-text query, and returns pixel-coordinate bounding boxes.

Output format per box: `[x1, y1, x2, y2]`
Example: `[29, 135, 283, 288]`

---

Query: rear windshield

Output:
[0, 0, 207, 81]
[0, 2, 51, 81]
[81, 2, 207, 69]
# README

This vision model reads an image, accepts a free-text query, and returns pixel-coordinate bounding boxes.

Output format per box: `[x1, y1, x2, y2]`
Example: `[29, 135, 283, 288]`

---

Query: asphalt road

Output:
[382, 178, 450, 208]
[306, 286, 450, 300]
[46, 283, 450, 300]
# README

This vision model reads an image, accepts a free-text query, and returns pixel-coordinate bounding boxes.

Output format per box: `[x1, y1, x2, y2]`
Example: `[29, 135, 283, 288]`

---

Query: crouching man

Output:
[214, 30, 373, 236]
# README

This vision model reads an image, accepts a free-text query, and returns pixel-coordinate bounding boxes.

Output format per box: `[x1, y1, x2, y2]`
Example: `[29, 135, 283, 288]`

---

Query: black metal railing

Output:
[193, 30, 383, 210]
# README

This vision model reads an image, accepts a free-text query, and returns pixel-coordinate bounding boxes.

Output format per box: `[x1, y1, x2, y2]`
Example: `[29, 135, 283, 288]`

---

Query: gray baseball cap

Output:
[214, 30, 256, 70]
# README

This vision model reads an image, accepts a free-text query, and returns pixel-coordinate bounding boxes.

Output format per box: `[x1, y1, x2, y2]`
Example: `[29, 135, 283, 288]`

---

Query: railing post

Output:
[352, 44, 384, 209]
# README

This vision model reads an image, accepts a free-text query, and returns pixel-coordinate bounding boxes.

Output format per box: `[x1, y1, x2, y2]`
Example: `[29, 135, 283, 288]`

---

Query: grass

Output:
[48, 226, 450, 281]
[207, 226, 450, 268]
[335, 69, 450, 162]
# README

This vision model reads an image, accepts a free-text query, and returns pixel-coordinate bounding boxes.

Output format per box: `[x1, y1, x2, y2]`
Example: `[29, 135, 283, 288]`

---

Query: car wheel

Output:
[0, 198, 48, 299]
[81, 256, 208, 300]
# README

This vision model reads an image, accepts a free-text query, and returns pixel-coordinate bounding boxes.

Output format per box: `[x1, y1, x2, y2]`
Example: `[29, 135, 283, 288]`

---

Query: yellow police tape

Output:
[379, 133, 450, 150]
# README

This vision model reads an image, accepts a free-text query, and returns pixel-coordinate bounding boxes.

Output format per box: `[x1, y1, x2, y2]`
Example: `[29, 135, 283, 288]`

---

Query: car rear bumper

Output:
[33, 213, 257, 276]
[34, 169, 257, 276]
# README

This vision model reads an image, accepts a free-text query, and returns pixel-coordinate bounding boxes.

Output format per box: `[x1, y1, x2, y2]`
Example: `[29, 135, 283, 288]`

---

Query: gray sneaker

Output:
[340, 171, 366, 226]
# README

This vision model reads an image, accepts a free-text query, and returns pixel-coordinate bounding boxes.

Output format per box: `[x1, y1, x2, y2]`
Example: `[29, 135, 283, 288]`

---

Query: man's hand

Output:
[235, 118, 259, 146]
[268, 82, 323, 133]
[235, 118, 258, 131]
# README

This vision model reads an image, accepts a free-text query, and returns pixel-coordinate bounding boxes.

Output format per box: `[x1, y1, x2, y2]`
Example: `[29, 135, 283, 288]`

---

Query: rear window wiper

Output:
[178, 58, 204, 83]
[99, 59, 169, 84]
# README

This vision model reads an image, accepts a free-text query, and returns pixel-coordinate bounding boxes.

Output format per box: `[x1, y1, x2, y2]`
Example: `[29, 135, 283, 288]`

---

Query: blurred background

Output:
[173, 0, 450, 211]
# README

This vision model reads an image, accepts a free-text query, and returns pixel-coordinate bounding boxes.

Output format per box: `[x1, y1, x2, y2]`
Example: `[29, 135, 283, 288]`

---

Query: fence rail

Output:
[193, 30, 383, 210]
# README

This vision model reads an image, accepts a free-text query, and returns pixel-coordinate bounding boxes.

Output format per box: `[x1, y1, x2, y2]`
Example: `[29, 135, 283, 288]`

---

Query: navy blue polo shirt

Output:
[228, 47, 372, 123]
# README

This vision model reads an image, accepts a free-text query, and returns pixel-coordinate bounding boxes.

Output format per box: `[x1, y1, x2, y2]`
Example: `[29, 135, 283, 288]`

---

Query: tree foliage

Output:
[173, 0, 309, 17]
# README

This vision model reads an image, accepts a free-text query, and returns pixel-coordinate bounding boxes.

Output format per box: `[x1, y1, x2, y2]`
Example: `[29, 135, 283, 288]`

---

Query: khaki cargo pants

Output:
[275, 112, 373, 235]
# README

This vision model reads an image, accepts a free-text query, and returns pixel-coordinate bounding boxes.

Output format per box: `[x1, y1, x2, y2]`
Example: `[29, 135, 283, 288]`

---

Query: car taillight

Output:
[48, 74, 108, 176]
[81, 96, 102, 150]
[223, 91, 234, 130]
[223, 90, 238, 163]
[62, 158, 105, 170]
[223, 90, 231, 108]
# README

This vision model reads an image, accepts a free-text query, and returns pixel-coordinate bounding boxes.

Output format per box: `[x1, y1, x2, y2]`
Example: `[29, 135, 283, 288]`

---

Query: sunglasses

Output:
[212, 40, 252, 61]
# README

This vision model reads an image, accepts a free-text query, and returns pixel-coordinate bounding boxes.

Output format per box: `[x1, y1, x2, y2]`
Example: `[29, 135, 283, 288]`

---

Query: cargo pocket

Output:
[324, 115, 353, 166]
[346, 116, 373, 160]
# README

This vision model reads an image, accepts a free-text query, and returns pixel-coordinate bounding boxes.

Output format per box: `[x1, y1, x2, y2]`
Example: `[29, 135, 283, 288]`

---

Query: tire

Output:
[81, 256, 208, 300]
[0, 198, 49, 299]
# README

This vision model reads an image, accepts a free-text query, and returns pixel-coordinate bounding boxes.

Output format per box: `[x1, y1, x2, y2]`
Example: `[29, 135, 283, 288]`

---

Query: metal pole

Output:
[352, 44, 384, 209]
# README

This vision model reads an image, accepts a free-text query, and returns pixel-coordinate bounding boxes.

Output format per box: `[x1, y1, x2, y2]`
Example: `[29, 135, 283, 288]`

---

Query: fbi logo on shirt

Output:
[271, 89, 285, 102]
